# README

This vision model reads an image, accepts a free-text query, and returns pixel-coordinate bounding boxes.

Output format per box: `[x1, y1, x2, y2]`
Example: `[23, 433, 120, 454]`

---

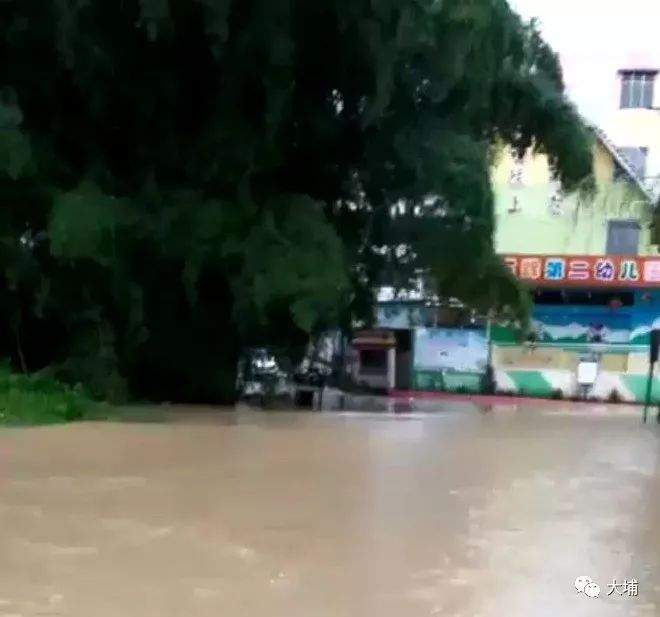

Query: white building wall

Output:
[604, 53, 660, 201]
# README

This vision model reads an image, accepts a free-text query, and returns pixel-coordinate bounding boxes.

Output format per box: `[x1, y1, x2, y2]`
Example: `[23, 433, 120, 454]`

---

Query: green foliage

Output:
[0, 90, 32, 180]
[0, 363, 108, 425]
[231, 196, 348, 334]
[50, 182, 136, 265]
[0, 0, 592, 402]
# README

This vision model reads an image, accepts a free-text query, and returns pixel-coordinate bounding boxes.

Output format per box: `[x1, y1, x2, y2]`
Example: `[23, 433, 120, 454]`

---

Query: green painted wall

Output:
[506, 371, 555, 398]
[497, 369, 660, 404]
[413, 371, 482, 393]
[492, 144, 653, 256]
[621, 375, 660, 402]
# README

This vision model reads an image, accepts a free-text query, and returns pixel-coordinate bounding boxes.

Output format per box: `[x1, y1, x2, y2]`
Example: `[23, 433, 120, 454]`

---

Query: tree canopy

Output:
[0, 0, 592, 402]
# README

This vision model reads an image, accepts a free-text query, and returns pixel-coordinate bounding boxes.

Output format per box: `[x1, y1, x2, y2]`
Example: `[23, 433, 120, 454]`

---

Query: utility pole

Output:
[643, 329, 660, 424]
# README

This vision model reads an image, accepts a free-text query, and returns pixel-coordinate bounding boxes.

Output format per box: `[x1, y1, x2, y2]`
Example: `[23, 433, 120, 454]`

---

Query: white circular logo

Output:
[575, 576, 592, 593]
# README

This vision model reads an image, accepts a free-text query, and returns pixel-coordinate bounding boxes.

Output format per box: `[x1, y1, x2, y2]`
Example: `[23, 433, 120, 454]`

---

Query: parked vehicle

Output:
[236, 348, 294, 406]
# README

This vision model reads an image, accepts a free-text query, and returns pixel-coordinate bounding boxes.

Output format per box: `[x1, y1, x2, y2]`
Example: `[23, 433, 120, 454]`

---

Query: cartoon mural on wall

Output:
[528, 311, 632, 345]
[414, 328, 488, 373]
[493, 294, 660, 348]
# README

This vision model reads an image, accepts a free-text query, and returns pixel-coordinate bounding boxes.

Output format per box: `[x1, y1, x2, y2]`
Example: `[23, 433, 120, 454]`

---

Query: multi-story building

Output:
[371, 127, 660, 402]
[492, 129, 659, 402]
[605, 57, 660, 202]
[368, 56, 660, 401]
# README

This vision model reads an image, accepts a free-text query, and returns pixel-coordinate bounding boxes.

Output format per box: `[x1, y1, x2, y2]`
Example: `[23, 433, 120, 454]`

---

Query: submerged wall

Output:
[495, 367, 660, 404]
[492, 290, 660, 403]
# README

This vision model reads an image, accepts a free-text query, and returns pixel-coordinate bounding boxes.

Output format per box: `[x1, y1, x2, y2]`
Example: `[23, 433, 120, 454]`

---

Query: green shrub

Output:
[551, 388, 564, 400]
[607, 390, 622, 404]
[0, 364, 109, 426]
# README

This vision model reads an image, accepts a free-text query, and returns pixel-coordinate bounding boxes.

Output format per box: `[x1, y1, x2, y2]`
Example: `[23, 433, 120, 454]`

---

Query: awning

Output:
[352, 330, 396, 349]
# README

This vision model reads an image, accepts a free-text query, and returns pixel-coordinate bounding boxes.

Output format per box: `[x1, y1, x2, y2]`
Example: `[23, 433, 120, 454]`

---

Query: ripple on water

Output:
[15, 539, 98, 557]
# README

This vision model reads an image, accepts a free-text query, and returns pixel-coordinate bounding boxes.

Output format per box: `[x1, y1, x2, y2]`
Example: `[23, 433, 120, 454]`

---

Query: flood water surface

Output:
[0, 404, 659, 616]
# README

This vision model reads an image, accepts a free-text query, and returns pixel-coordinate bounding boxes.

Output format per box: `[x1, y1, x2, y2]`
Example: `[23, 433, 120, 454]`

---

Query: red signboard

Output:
[502, 255, 660, 288]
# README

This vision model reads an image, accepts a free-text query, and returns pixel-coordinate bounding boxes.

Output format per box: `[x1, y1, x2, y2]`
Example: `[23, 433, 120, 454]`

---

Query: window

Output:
[360, 349, 388, 375]
[606, 220, 640, 255]
[620, 71, 656, 109]
[619, 147, 648, 178]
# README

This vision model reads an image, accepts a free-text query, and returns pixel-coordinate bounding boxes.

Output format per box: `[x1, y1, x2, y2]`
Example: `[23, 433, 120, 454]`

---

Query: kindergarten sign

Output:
[502, 255, 660, 288]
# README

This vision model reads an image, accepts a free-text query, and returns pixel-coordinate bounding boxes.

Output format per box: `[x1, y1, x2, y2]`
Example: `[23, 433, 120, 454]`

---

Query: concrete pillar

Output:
[387, 347, 396, 390]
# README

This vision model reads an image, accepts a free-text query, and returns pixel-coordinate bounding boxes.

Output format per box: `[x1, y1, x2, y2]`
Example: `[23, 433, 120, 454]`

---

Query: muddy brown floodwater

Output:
[0, 403, 659, 617]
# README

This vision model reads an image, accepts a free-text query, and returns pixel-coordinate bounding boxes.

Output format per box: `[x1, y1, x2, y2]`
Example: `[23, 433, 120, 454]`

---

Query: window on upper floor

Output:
[619, 147, 648, 178]
[620, 71, 656, 109]
[606, 220, 640, 255]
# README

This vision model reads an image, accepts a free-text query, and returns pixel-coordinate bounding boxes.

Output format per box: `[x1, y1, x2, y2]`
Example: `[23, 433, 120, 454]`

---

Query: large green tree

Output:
[0, 0, 592, 402]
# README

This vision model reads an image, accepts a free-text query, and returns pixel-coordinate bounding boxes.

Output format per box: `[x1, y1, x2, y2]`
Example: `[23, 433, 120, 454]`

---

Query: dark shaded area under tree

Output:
[0, 0, 592, 403]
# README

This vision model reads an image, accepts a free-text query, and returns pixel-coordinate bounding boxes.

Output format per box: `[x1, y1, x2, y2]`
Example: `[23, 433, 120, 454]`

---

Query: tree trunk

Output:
[14, 323, 28, 374]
